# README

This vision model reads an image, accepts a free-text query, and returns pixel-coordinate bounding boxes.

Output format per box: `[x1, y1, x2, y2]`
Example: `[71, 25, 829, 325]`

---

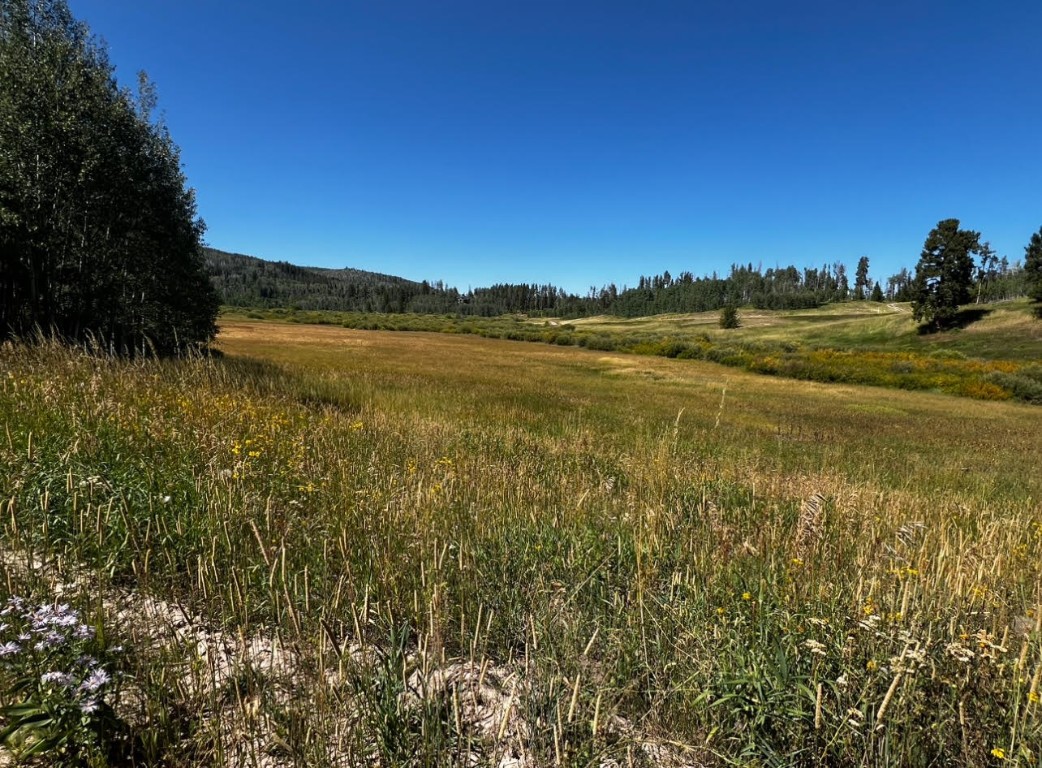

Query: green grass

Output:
[224, 299, 1042, 405]
[1, 322, 1041, 766]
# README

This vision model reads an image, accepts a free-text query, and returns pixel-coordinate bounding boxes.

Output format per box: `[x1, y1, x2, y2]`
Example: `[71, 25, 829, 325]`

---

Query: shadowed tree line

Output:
[0, 0, 217, 355]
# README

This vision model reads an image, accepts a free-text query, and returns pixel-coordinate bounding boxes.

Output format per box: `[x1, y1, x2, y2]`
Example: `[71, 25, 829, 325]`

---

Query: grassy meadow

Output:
[2, 315, 1042, 766]
[231, 300, 1042, 405]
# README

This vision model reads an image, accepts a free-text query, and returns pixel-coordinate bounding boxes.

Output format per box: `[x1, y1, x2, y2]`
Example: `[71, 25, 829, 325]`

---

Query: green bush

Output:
[984, 372, 1042, 403]
[719, 305, 741, 329]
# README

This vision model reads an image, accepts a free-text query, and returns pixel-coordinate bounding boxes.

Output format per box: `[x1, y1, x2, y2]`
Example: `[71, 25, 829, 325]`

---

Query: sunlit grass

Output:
[1, 322, 1041, 765]
[227, 299, 1042, 404]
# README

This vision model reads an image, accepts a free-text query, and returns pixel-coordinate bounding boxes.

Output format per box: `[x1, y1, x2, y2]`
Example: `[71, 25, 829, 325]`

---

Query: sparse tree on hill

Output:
[854, 256, 870, 300]
[833, 262, 849, 301]
[0, 0, 218, 353]
[1025, 226, 1042, 309]
[910, 219, 980, 329]
[974, 241, 998, 304]
[886, 268, 913, 302]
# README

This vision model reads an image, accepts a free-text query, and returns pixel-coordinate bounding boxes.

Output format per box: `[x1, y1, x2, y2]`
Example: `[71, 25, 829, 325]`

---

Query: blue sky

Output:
[70, 1, 1042, 294]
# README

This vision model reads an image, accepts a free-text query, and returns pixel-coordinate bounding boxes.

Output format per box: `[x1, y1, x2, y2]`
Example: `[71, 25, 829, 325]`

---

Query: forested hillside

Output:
[204, 248, 584, 315]
[203, 248, 459, 313]
[205, 247, 1033, 319]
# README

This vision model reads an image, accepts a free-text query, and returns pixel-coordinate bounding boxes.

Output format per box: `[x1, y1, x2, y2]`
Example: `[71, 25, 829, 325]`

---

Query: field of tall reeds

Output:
[2, 320, 1041, 766]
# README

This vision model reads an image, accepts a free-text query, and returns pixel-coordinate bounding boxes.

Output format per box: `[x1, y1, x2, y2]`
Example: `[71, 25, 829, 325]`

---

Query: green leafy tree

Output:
[910, 219, 981, 329]
[0, 0, 217, 354]
[1025, 226, 1042, 308]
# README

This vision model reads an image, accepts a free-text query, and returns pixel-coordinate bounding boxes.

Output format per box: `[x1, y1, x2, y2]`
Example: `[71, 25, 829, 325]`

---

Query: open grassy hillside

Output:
[229, 299, 1042, 405]
[567, 299, 1042, 361]
[1, 321, 1041, 766]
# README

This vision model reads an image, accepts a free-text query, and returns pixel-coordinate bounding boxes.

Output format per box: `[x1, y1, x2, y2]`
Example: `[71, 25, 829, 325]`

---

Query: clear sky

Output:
[69, 0, 1042, 295]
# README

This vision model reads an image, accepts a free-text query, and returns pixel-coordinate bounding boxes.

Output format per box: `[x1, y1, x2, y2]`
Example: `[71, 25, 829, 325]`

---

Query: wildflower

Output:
[79, 668, 110, 693]
[716, 607, 725, 616]
[991, 747, 1006, 759]
[35, 631, 65, 650]
[946, 642, 974, 663]
[79, 698, 100, 714]
[1029, 691, 1040, 704]
[866, 659, 878, 672]
[0, 641, 20, 656]
[741, 592, 752, 601]
[41, 671, 75, 688]
[803, 639, 827, 656]
[858, 614, 881, 630]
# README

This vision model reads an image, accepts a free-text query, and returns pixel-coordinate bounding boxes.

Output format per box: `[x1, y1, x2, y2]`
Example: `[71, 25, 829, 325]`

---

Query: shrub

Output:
[719, 305, 741, 329]
[984, 372, 1042, 403]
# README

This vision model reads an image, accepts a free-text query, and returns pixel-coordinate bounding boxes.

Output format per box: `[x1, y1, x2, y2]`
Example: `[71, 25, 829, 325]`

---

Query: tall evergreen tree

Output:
[1025, 226, 1042, 308]
[0, 0, 217, 353]
[910, 219, 980, 329]
[854, 256, 870, 300]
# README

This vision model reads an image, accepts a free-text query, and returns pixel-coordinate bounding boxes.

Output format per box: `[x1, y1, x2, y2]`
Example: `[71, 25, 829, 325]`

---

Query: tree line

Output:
[0, 0, 217, 354]
[206, 241, 1039, 324]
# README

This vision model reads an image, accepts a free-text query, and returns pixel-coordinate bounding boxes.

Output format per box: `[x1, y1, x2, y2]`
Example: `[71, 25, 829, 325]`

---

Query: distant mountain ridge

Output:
[202, 247, 586, 316]
[203, 247, 460, 313]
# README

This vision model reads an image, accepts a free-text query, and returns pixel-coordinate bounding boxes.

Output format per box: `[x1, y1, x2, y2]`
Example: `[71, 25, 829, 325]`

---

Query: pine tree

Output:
[1025, 226, 1042, 308]
[854, 256, 870, 300]
[719, 304, 740, 329]
[910, 219, 980, 330]
[0, 0, 217, 354]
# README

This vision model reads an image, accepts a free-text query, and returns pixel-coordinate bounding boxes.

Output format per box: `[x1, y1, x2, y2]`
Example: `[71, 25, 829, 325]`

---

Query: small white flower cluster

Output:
[0, 596, 112, 714]
[945, 641, 975, 664]
[802, 639, 828, 657]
